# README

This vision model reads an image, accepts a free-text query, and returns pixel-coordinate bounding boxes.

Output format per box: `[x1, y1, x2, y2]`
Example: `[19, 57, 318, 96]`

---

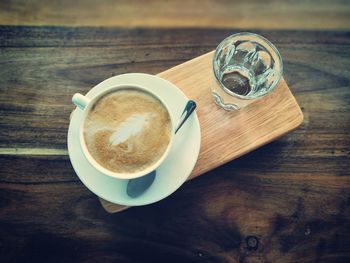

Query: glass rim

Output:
[212, 32, 283, 100]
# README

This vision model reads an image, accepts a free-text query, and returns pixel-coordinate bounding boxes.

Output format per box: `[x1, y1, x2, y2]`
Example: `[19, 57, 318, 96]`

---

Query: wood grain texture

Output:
[159, 54, 303, 178]
[1, 0, 350, 30]
[1, 27, 350, 262]
[100, 51, 303, 213]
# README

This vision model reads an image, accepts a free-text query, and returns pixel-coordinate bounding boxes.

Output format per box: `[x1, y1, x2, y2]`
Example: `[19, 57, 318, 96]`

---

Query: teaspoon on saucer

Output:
[126, 100, 197, 198]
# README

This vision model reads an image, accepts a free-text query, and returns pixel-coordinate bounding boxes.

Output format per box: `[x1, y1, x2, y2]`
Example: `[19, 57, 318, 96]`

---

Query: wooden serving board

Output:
[99, 51, 304, 213]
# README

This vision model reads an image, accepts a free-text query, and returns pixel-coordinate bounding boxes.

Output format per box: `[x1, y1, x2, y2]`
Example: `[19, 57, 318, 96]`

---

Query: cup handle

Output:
[72, 93, 91, 110]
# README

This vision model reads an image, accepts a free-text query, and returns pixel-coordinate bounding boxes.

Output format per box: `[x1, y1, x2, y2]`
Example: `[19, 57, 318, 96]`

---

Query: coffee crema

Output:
[83, 88, 172, 174]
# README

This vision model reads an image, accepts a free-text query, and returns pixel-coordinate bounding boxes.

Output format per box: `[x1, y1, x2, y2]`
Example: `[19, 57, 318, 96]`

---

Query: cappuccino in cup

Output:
[83, 88, 171, 173]
[72, 85, 173, 179]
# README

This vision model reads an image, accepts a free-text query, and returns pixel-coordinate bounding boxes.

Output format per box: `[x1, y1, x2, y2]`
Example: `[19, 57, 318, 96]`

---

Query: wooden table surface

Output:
[1, 1, 350, 262]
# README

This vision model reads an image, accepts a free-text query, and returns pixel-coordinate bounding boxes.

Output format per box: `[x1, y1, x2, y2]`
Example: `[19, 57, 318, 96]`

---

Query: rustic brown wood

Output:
[99, 51, 303, 213]
[1, 0, 350, 30]
[0, 27, 350, 262]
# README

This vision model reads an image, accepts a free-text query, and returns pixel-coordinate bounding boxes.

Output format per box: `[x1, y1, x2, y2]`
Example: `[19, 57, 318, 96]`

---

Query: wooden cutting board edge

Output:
[99, 106, 303, 214]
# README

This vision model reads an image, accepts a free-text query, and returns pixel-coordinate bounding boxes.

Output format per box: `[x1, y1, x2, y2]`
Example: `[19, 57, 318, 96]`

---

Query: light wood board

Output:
[100, 51, 304, 213]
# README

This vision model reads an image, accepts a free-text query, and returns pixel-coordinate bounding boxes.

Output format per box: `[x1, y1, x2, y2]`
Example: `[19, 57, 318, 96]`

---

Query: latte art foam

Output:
[83, 88, 171, 174]
[109, 112, 156, 146]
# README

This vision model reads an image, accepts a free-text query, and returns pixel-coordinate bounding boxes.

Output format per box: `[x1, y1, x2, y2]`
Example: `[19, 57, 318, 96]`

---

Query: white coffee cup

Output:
[72, 84, 175, 180]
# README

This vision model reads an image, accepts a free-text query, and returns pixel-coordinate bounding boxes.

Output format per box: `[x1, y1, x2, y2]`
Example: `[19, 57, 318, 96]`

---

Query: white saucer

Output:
[67, 73, 201, 206]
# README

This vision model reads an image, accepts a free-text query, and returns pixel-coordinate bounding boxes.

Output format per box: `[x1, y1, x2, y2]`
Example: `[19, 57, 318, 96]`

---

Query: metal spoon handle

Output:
[175, 100, 197, 134]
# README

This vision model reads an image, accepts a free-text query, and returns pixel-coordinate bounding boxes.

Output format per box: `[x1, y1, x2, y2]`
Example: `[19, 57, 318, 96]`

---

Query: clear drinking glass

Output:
[211, 32, 283, 110]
